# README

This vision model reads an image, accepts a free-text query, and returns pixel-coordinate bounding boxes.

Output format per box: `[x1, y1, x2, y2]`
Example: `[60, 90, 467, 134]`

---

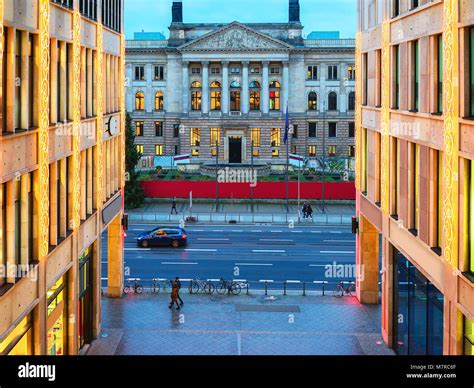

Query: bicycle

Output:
[215, 278, 241, 295]
[188, 277, 215, 294]
[333, 281, 356, 298]
[124, 278, 144, 294]
[150, 278, 172, 294]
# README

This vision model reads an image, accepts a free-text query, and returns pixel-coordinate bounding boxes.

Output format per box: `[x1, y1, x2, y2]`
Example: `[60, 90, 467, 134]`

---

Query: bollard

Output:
[246, 282, 249, 295]
[303, 282, 306, 296]
[322, 282, 325, 296]
[284, 281, 287, 296]
[265, 282, 268, 296]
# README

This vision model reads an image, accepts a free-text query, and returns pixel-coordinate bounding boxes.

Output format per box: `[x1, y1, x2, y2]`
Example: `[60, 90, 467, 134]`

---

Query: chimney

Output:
[172, 1, 183, 23]
[289, 0, 300, 23]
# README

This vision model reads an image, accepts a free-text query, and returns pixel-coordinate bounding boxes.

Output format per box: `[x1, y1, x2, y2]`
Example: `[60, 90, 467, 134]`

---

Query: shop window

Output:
[465, 316, 473, 355]
[47, 276, 67, 356]
[0, 314, 33, 355]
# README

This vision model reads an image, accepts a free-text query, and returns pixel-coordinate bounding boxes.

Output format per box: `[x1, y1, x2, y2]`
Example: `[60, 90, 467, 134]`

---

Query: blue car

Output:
[137, 227, 188, 248]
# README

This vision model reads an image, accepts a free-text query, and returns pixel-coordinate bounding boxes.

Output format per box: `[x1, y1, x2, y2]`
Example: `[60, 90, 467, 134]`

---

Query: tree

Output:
[124, 113, 145, 209]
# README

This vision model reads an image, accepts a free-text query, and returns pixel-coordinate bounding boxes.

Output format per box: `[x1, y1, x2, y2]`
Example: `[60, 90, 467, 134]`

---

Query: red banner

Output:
[140, 181, 355, 200]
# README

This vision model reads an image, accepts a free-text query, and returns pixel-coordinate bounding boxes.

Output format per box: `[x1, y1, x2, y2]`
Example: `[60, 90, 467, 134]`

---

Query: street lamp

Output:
[251, 139, 255, 213]
[215, 140, 219, 212]
[322, 101, 327, 214]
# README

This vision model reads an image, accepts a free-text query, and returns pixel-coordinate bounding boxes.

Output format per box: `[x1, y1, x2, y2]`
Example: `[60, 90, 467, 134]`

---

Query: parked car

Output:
[137, 227, 187, 248]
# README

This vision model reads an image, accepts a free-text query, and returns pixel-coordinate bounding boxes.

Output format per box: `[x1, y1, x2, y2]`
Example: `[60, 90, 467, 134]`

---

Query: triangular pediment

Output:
[179, 22, 293, 51]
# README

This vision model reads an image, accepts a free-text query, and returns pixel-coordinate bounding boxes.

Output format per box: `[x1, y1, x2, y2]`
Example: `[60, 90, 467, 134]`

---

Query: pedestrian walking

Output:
[171, 197, 178, 214]
[175, 277, 184, 306]
[302, 202, 308, 219]
[307, 204, 314, 219]
[169, 277, 181, 310]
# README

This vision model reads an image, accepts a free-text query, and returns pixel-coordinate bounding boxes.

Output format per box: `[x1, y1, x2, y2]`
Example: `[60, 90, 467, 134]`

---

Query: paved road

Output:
[101, 223, 379, 291]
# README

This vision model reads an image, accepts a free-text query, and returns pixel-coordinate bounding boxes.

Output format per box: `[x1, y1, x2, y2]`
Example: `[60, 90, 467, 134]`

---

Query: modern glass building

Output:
[356, 0, 474, 355]
[0, 0, 126, 355]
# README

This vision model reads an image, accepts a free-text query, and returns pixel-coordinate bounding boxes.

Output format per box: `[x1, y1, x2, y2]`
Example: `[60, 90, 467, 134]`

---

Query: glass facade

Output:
[465, 316, 473, 355]
[79, 247, 93, 350]
[393, 250, 444, 355]
[47, 276, 67, 356]
[0, 314, 34, 355]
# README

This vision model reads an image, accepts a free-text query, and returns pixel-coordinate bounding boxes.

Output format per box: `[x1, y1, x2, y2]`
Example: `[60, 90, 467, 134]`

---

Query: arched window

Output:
[155, 91, 164, 111]
[269, 81, 281, 111]
[135, 91, 145, 111]
[250, 81, 261, 111]
[191, 81, 202, 111]
[308, 92, 317, 111]
[348, 91, 355, 111]
[328, 91, 338, 111]
[230, 81, 241, 111]
[210, 81, 222, 111]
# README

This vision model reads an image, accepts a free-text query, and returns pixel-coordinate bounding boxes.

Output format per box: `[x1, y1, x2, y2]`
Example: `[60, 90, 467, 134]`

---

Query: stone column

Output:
[21, 31, 30, 130]
[125, 64, 133, 112]
[146, 63, 153, 112]
[262, 61, 270, 114]
[201, 61, 210, 114]
[356, 215, 380, 304]
[182, 61, 189, 114]
[59, 41, 67, 122]
[242, 61, 249, 114]
[222, 61, 229, 114]
[107, 213, 124, 298]
[50, 38, 58, 124]
[282, 61, 290, 111]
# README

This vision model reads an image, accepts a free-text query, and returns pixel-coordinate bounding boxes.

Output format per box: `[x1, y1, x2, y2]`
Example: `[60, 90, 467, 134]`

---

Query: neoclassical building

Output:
[126, 0, 356, 165]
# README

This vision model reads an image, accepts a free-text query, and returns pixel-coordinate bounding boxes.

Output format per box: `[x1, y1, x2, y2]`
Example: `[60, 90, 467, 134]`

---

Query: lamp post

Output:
[251, 139, 255, 213]
[215, 140, 219, 212]
[322, 101, 327, 214]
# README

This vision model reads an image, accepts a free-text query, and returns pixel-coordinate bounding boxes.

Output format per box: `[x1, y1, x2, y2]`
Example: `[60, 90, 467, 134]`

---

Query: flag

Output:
[284, 104, 289, 145]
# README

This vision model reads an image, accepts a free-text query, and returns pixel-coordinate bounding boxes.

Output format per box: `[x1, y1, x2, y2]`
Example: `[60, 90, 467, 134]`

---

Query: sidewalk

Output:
[88, 293, 395, 356]
[128, 202, 356, 225]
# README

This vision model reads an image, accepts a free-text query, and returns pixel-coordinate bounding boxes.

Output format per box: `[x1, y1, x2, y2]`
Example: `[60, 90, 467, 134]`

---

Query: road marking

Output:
[133, 229, 146, 231]
[197, 238, 230, 241]
[251, 230, 263, 233]
[101, 278, 108, 281]
[259, 279, 274, 283]
[320, 251, 355, 254]
[330, 231, 343, 234]
[309, 264, 329, 267]
[259, 239, 293, 242]
[232, 230, 243, 233]
[233, 279, 247, 282]
[207, 279, 221, 282]
[286, 280, 301, 284]
[185, 249, 218, 252]
[323, 240, 355, 243]
[311, 231, 322, 234]
[125, 248, 151, 251]
[212, 230, 224, 232]
[161, 262, 199, 265]
[291, 231, 303, 233]
[252, 249, 286, 253]
[270, 230, 283, 233]
[189, 229, 204, 232]
[235, 263, 273, 266]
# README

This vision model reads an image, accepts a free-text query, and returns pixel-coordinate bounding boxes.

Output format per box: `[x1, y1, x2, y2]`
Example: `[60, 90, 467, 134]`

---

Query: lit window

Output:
[328, 145, 337, 157]
[135, 92, 145, 111]
[210, 81, 222, 111]
[250, 81, 261, 111]
[136, 144, 144, 154]
[191, 149, 200, 156]
[272, 149, 280, 157]
[271, 128, 281, 147]
[347, 65, 356, 80]
[308, 92, 317, 111]
[135, 121, 144, 137]
[307, 65, 318, 80]
[210, 128, 220, 146]
[191, 81, 202, 111]
[269, 81, 281, 111]
[155, 145, 163, 156]
[308, 145, 317, 157]
[464, 316, 473, 355]
[251, 128, 261, 147]
[191, 128, 201, 147]
[155, 91, 164, 111]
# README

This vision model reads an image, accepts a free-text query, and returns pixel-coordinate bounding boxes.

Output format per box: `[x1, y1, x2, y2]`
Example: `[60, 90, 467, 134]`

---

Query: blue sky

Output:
[124, 0, 357, 40]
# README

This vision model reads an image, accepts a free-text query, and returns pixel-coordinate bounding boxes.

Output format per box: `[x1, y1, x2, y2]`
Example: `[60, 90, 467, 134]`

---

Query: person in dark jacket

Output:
[302, 203, 308, 219]
[171, 197, 178, 214]
[307, 204, 314, 219]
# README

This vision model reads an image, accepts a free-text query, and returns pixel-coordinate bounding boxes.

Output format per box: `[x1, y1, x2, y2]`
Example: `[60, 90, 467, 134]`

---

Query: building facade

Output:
[356, 0, 473, 355]
[0, 0, 125, 355]
[126, 0, 356, 166]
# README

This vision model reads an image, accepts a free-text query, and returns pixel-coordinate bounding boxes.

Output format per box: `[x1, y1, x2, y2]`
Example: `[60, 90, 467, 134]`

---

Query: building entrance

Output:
[228, 136, 242, 164]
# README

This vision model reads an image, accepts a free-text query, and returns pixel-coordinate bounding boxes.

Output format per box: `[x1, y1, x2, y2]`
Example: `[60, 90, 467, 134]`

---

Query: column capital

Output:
[201, 60, 210, 66]
[242, 61, 250, 66]
[262, 61, 270, 67]
[221, 60, 229, 66]
[182, 60, 190, 67]
[282, 60, 289, 67]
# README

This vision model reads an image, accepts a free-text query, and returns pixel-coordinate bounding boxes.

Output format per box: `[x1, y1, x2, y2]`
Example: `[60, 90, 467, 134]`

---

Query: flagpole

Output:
[285, 102, 290, 213]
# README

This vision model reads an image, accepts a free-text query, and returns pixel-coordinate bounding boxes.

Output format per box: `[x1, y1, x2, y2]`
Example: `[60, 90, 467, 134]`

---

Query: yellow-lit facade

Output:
[0, 0, 125, 355]
[356, 0, 474, 355]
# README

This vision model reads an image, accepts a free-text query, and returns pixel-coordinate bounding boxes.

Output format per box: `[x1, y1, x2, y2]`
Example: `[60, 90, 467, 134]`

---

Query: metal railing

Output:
[304, 39, 356, 48]
[128, 212, 354, 225]
[117, 278, 358, 297]
[126, 40, 169, 49]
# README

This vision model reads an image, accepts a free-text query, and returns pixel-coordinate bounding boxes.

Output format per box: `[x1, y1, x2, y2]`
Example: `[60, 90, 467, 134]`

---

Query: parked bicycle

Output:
[215, 278, 242, 295]
[150, 278, 172, 294]
[188, 277, 215, 294]
[333, 281, 356, 298]
[124, 278, 144, 294]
